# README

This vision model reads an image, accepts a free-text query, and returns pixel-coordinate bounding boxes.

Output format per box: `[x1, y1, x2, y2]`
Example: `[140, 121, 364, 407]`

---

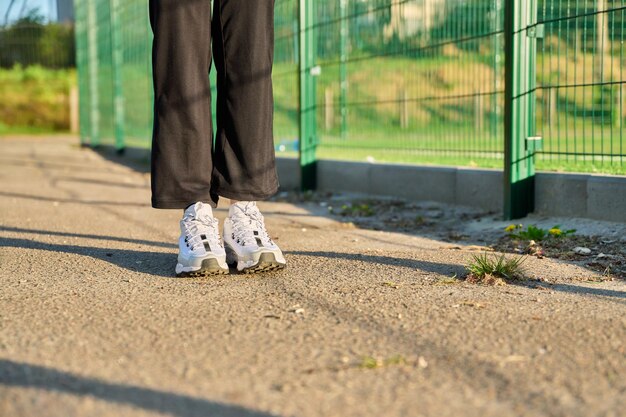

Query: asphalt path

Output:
[1, 136, 624, 417]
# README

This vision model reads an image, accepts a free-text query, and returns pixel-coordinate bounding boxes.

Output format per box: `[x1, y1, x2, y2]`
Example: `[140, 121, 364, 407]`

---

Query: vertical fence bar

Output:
[339, 0, 348, 140]
[86, 0, 100, 146]
[108, 0, 125, 151]
[73, 0, 90, 145]
[491, 0, 503, 140]
[504, 0, 539, 219]
[298, 0, 317, 190]
[109, 0, 125, 151]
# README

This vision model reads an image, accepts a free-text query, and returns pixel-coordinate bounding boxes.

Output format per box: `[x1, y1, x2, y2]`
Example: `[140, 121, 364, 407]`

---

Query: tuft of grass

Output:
[360, 356, 380, 369]
[466, 253, 526, 284]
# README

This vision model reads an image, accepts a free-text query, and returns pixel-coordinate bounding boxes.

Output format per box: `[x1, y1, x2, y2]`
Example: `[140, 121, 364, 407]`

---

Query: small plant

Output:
[505, 224, 575, 241]
[360, 356, 380, 369]
[338, 203, 375, 217]
[548, 226, 575, 237]
[359, 355, 406, 369]
[436, 274, 461, 285]
[504, 224, 522, 233]
[466, 253, 526, 284]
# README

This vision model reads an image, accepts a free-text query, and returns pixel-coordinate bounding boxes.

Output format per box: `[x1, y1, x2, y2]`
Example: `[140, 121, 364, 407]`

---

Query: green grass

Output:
[0, 65, 75, 134]
[272, 49, 626, 175]
[272, 146, 626, 175]
[0, 122, 63, 136]
[6, 47, 621, 176]
[359, 355, 407, 370]
[466, 253, 527, 284]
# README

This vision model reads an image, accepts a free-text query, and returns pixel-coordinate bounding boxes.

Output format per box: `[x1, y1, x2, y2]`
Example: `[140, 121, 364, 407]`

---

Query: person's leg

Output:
[212, 0, 285, 273]
[150, 0, 227, 276]
[149, 0, 217, 209]
[211, 0, 279, 200]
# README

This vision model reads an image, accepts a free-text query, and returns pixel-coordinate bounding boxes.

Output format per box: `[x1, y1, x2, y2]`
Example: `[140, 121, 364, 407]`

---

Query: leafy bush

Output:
[0, 10, 75, 68]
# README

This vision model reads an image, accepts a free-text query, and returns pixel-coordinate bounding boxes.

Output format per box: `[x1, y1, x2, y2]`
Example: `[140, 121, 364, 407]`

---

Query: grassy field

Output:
[3, 49, 625, 176]
[0, 65, 75, 135]
[273, 47, 626, 175]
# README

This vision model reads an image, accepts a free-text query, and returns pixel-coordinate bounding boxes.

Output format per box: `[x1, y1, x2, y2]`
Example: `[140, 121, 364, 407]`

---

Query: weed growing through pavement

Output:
[465, 253, 527, 285]
[360, 355, 407, 369]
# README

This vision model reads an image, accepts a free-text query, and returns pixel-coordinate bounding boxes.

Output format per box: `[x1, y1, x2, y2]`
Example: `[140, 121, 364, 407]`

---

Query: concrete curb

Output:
[281, 158, 626, 223]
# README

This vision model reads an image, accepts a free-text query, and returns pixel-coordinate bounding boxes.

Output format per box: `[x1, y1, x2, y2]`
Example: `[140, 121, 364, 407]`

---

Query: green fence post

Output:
[503, 0, 540, 219]
[339, 0, 348, 140]
[109, 0, 125, 151]
[86, 0, 100, 147]
[298, 0, 318, 190]
[491, 0, 502, 140]
[73, 0, 89, 146]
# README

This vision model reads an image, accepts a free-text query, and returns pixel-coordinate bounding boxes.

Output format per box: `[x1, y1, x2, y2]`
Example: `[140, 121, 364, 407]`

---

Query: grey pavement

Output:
[0, 136, 625, 417]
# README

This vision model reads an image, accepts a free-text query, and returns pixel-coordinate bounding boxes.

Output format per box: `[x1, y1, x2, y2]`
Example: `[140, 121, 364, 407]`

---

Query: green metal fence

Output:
[75, 0, 153, 148]
[535, 1, 625, 173]
[309, 0, 505, 167]
[73, 0, 626, 218]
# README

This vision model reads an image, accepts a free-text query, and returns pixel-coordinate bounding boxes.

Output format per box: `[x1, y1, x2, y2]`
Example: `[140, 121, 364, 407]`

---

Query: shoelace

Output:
[182, 214, 222, 252]
[231, 205, 271, 247]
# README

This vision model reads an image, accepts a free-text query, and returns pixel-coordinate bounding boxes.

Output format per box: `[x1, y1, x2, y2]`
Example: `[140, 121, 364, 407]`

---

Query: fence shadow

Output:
[92, 145, 152, 174]
[0, 226, 176, 249]
[288, 250, 465, 277]
[0, 236, 175, 278]
[291, 250, 626, 301]
[0, 359, 277, 417]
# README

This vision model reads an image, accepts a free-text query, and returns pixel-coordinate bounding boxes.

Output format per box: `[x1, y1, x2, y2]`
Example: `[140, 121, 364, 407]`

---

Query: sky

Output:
[1, 0, 56, 24]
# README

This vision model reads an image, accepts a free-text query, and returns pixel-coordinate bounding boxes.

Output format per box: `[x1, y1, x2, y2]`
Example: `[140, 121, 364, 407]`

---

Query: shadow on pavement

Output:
[52, 176, 150, 190]
[0, 226, 176, 250]
[0, 237, 175, 278]
[1, 237, 464, 279]
[289, 250, 464, 276]
[544, 283, 626, 300]
[0, 359, 277, 417]
[0, 156, 129, 174]
[0, 191, 149, 208]
[293, 251, 626, 301]
[0, 191, 316, 217]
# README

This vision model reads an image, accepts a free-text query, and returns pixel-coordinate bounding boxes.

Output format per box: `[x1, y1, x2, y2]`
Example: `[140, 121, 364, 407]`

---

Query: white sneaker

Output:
[223, 201, 286, 273]
[175, 202, 229, 277]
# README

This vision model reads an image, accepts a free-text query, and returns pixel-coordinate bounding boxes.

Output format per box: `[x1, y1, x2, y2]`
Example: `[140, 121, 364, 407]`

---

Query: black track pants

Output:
[149, 0, 278, 209]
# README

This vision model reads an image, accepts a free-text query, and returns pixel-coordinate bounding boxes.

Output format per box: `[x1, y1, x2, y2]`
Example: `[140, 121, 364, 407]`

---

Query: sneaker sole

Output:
[176, 258, 229, 278]
[241, 252, 286, 274]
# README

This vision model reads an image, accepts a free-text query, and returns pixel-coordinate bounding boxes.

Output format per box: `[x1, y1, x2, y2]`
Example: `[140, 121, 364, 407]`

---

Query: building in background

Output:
[56, 0, 74, 22]
[383, 0, 447, 41]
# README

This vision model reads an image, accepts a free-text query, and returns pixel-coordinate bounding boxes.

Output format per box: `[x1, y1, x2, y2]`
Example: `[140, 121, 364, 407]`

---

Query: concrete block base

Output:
[276, 158, 626, 223]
